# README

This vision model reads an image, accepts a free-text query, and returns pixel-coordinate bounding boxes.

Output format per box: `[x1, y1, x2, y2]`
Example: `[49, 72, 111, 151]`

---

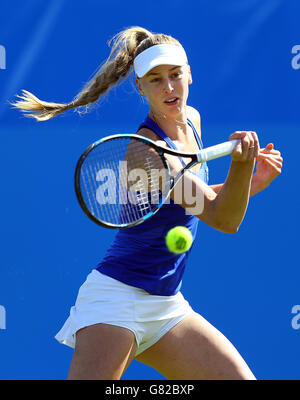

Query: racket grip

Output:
[198, 139, 238, 162]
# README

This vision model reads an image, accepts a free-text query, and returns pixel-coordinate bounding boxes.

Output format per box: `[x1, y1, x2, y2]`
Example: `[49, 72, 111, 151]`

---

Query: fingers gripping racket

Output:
[74, 134, 237, 229]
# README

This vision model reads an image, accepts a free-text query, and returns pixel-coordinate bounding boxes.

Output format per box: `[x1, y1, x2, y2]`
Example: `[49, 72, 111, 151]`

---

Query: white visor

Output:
[133, 44, 188, 78]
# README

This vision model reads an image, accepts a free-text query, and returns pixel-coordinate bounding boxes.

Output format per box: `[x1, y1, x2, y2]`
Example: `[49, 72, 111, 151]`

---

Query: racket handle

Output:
[198, 139, 238, 163]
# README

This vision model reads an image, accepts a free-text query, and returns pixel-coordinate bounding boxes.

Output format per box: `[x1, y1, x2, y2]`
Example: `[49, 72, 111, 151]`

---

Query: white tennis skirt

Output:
[55, 269, 194, 356]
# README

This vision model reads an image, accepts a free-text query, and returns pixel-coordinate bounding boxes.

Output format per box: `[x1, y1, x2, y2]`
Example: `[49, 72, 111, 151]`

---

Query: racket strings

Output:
[79, 137, 169, 226]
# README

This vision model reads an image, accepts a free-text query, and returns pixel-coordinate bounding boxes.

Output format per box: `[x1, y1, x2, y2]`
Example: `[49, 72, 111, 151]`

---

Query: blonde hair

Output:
[12, 27, 182, 121]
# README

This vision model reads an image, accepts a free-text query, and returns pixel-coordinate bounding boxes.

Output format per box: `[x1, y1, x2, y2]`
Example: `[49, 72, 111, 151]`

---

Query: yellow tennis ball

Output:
[165, 226, 193, 254]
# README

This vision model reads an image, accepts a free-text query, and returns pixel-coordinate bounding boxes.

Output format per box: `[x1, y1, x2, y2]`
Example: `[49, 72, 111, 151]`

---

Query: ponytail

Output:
[12, 26, 153, 121]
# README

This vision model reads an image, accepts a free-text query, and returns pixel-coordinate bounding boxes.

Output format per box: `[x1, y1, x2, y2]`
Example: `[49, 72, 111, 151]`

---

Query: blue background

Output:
[0, 0, 299, 380]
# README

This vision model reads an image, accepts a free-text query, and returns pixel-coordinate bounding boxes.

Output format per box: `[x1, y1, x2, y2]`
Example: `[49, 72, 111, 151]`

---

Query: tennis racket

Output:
[74, 134, 237, 229]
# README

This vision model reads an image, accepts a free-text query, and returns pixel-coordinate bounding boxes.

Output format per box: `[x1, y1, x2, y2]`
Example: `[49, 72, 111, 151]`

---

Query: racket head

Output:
[74, 134, 172, 228]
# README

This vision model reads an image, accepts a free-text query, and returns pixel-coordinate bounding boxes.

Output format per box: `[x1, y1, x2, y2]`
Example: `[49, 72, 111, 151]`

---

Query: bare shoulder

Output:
[137, 127, 168, 148]
[187, 106, 201, 137]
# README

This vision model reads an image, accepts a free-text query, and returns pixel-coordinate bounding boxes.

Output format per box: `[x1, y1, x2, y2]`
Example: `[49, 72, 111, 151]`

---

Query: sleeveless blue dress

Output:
[96, 115, 209, 296]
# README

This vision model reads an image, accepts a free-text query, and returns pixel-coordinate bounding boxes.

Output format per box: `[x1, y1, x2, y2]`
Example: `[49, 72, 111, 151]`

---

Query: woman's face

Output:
[136, 63, 192, 119]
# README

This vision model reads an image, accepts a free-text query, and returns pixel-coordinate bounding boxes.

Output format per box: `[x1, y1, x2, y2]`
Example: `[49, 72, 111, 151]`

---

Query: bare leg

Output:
[68, 323, 137, 380]
[135, 312, 255, 380]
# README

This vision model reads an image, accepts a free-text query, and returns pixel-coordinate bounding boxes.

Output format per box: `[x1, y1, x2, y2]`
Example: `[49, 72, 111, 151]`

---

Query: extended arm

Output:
[171, 131, 260, 234]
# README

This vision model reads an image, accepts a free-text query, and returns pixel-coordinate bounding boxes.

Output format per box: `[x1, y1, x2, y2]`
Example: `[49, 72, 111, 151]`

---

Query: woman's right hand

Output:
[229, 131, 260, 162]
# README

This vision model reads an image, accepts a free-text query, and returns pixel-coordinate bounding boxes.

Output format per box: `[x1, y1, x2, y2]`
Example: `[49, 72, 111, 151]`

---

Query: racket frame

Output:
[74, 134, 171, 229]
[74, 134, 237, 229]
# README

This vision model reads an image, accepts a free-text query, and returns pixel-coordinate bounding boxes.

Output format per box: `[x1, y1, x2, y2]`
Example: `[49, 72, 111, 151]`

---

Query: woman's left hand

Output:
[251, 143, 283, 195]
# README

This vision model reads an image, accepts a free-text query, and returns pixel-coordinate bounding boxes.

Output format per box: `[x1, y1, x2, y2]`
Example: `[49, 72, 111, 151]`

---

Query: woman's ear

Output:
[187, 65, 192, 85]
[136, 77, 144, 96]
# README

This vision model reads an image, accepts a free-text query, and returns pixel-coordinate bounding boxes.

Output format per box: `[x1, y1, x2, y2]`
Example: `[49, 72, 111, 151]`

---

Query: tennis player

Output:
[13, 27, 282, 380]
